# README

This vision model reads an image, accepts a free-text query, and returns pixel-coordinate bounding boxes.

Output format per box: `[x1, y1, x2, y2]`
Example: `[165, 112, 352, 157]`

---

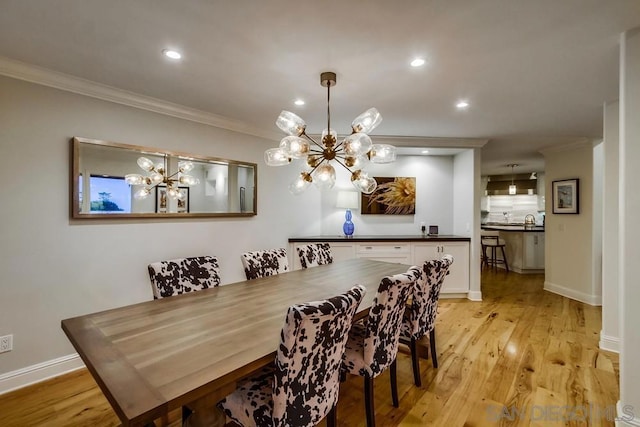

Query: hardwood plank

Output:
[1, 269, 619, 427]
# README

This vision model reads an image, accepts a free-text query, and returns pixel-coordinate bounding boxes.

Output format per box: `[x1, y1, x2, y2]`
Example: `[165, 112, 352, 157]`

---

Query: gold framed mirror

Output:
[71, 137, 257, 219]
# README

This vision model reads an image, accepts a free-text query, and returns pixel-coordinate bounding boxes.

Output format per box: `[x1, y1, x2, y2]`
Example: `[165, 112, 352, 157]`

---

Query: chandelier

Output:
[125, 157, 199, 200]
[265, 72, 396, 195]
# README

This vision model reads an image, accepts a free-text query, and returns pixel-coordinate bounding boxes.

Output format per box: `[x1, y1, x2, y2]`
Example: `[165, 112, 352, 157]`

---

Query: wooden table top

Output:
[61, 258, 411, 426]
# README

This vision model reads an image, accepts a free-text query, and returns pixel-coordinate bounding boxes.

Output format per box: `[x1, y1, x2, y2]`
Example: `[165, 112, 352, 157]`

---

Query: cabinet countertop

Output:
[289, 235, 471, 243]
[482, 225, 545, 232]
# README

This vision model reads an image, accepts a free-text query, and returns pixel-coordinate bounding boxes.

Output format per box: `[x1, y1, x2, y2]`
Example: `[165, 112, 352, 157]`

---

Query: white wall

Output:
[453, 149, 481, 300]
[319, 155, 456, 236]
[592, 142, 603, 304]
[618, 27, 640, 427]
[601, 102, 620, 353]
[0, 75, 321, 382]
[541, 141, 599, 305]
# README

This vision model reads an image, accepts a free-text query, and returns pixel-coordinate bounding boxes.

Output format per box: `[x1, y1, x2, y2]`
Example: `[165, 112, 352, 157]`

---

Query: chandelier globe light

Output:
[125, 157, 199, 201]
[265, 71, 396, 195]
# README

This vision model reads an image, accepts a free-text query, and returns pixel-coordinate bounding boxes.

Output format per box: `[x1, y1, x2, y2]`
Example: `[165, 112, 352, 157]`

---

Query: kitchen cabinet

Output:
[289, 236, 470, 296]
[481, 226, 545, 273]
[355, 243, 412, 264]
[412, 242, 470, 294]
[523, 233, 545, 270]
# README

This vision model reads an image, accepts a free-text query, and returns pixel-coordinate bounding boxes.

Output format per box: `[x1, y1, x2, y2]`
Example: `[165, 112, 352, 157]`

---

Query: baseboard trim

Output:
[544, 281, 602, 306]
[467, 290, 483, 301]
[440, 292, 470, 300]
[0, 353, 84, 395]
[599, 331, 620, 353]
[617, 400, 640, 426]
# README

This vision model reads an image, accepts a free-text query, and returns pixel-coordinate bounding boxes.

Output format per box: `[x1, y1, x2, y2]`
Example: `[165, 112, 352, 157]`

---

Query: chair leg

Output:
[364, 375, 376, 427]
[500, 245, 510, 272]
[410, 337, 422, 387]
[491, 246, 497, 271]
[430, 329, 438, 369]
[326, 404, 337, 427]
[481, 245, 488, 269]
[182, 406, 192, 424]
[390, 359, 399, 407]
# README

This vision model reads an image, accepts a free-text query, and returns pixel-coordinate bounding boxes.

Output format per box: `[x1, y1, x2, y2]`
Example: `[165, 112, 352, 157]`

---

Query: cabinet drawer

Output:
[356, 244, 410, 254]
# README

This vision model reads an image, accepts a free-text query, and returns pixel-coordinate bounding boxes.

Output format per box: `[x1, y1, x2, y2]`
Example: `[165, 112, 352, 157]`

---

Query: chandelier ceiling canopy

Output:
[265, 71, 396, 195]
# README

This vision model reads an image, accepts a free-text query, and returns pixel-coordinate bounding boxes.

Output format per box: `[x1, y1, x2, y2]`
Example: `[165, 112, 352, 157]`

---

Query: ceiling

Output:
[1, 0, 639, 175]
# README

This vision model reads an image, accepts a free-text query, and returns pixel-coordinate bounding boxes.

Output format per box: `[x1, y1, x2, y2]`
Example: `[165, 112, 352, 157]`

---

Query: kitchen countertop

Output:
[289, 235, 471, 242]
[482, 225, 545, 232]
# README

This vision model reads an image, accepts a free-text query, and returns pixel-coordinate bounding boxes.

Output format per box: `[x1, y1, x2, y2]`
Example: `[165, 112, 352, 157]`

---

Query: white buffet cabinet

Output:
[289, 236, 471, 297]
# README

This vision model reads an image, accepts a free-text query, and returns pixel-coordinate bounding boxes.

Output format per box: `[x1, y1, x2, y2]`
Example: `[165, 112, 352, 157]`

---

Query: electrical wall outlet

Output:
[0, 334, 13, 353]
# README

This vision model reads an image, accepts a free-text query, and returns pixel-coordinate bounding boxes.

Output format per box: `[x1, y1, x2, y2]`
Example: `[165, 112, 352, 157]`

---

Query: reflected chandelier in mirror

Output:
[71, 137, 257, 219]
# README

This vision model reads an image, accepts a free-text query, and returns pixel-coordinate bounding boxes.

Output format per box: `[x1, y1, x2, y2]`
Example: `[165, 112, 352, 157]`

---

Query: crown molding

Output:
[306, 134, 488, 148]
[0, 56, 281, 141]
[373, 135, 489, 148]
[538, 137, 598, 155]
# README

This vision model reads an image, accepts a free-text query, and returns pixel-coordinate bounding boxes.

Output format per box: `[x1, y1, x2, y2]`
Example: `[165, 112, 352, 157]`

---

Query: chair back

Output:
[273, 285, 365, 427]
[356, 266, 421, 377]
[241, 248, 289, 280]
[406, 255, 453, 338]
[147, 255, 221, 299]
[296, 243, 333, 269]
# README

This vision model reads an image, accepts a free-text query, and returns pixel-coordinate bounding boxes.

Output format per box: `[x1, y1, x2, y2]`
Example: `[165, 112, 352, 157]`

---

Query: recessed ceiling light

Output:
[410, 58, 425, 67]
[162, 49, 182, 60]
[456, 100, 470, 109]
[421, 150, 430, 154]
[294, 99, 305, 106]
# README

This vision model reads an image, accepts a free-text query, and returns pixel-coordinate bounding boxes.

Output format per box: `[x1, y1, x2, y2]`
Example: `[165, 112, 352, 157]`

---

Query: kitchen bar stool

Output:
[481, 231, 509, 272]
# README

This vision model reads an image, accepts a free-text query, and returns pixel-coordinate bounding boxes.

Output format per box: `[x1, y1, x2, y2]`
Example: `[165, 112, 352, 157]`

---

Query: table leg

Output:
[182, 384, 235, 427]
[183, 405, 226, 427]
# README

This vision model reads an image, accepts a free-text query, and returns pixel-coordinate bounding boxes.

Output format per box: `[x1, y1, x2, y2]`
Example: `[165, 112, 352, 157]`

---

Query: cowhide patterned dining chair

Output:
[296, 243, 333, 269]
[147, 255, 221, 422]
[341, 266, 421, 427]
[147, 255, 221, 299]
[399, 254, 453, 386]
[218, 285, 366, 427]
[240, 248, 289, 280]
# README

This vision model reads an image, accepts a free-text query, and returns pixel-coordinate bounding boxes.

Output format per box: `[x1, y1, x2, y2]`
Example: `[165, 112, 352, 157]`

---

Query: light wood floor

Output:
[0, 270, 619, 426]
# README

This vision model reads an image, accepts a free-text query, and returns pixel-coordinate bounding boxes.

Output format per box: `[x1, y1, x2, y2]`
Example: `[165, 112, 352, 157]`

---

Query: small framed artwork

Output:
[155, 186, 190, 213]
[552, 178, 579, 214]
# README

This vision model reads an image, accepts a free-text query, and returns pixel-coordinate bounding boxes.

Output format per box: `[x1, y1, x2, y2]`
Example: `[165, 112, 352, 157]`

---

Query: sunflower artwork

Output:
[361, 177, 416, 215]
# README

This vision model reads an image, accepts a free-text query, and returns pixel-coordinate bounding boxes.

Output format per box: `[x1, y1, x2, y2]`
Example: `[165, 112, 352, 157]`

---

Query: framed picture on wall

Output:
[552, 178, 579, 214]
[155, 186, 190, 213]
[361, 177, 416, 215]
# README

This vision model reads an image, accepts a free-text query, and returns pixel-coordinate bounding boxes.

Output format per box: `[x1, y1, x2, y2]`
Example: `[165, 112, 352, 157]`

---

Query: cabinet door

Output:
[329, 242, 357, 262]
[413, 242, 470, 293]
[523, 233, 545, 269]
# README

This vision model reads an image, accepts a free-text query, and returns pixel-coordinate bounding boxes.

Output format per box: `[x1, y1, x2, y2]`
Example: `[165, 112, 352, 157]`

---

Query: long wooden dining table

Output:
[61, 258, 412, 426]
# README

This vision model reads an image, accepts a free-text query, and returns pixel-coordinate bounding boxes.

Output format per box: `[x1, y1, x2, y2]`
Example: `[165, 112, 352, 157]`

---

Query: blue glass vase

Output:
[343, 209, 355, 236]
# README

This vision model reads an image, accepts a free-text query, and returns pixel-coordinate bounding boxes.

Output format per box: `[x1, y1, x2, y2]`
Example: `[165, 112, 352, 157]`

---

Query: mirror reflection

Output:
[72, 137, 257, 218]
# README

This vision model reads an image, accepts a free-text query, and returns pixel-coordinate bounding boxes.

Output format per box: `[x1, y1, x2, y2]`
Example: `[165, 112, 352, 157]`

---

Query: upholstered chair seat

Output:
[341, 267, 422, 427]
[219, 285, 366, 427]
[296, 243, 333, 269]
[399, 254, 453, 386]
[241, 248, 289, 280]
